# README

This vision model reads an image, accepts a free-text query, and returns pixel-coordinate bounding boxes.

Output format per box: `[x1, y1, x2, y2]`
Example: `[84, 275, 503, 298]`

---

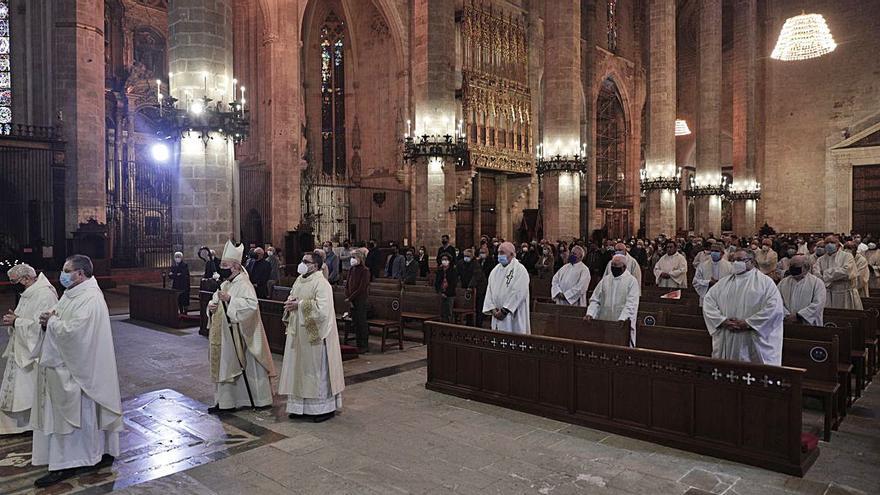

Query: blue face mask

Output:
[568, 254, 578, 264]
[710, 252, 722, 262]
[615, 250, 626, 256]
[825, 244, 837, 255]
[59, 271, 75, 288]
[497, 255, 509, 266]
[463, 256, 472, 263]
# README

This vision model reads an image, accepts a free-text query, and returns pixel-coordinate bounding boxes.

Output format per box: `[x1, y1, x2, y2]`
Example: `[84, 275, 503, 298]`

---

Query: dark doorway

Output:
[852, 164, 880, 235]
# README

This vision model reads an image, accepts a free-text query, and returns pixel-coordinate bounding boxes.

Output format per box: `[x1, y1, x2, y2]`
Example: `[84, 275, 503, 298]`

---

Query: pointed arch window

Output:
[320, 12, 345, 176]
[596, 78, 627, 208]
[0, 0, 12, 124]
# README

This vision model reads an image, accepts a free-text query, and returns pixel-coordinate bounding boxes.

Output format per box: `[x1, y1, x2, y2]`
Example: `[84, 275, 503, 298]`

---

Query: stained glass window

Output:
[607, 0, 619, 54]
[320, 12, 345, 176]
[0, 0, 9, 124]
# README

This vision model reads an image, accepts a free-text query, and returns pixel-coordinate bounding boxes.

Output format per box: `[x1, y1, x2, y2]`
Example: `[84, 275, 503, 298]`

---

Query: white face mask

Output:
[297, 262, 309, 275]
[350, 258, 359, 267]
[732, 260, 749, 274]
[441, 260, 450, 267]
[174, 257, 183, 263]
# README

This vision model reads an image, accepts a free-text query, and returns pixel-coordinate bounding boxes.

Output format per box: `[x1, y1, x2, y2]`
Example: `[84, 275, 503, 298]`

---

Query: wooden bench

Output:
[129, 284, 196, 328]
[635, 323, 840, 442]
[425, 321, 818, 476]
[367, 294, 404, 352]
[400, 289, 441, 339]
[257, 299, 358, 361]
[531, 314, 630, 346]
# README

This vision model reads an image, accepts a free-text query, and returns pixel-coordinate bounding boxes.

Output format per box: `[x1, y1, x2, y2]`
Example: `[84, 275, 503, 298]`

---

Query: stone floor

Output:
[0, 310, 877, 494]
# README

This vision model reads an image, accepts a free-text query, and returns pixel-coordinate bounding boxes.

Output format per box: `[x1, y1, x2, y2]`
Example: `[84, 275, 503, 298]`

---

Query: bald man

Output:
[777, 255, 826, 326]
[586, 255, 640, 346]
[816, 236, 862, 310]
[550, 245, 591, 306]
[602, 242, 642, 286]
[483, 242, 531, 334]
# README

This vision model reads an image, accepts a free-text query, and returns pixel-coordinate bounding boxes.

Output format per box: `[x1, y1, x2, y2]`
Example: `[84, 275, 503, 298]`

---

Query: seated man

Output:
[777, 254, 826, 326]
[702, 248, 784, 365]
[585, 255, 640, 346]
[550, 246, 591, 306]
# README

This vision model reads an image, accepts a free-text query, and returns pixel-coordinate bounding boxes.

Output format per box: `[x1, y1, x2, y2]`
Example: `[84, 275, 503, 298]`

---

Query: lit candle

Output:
[240, 86, 246, 111]
[406, 119, 411, 138]
[232, 78, 238, 102]
[203, 71, 209, 97]
[156, 79, 162, 101]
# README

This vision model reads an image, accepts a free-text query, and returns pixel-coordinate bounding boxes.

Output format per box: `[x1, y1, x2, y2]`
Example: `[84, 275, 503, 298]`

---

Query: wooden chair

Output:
[367, 295, 404, 352]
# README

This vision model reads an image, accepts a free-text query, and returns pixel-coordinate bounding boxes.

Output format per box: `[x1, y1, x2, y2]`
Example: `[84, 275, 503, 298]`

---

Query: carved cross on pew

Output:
[743, 373, 756, 385]
[518, 342, 527, 351]
[490, 338, 498, 347]
[726, 371, 738, 383]
[761, 374, 771, 387]
[500, 340, 509, 349]
[712, 368, 722, 380]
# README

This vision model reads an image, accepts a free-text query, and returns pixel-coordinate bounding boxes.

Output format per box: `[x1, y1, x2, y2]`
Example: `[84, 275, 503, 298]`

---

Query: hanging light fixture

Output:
[771, 12, 836, 61]
[675, 119, 691, 136]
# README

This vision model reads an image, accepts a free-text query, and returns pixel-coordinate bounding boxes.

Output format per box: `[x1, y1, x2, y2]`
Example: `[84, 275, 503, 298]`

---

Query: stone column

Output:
[732, 0, 757, 236]
[411, 0, 456, 252]
[495, 175, 511, 240]
[540, 0, 581, 241]
[53, 0, 106, 231]
[644, 0, 677, 238]
[695, 0, 722, 236]
[472, 171, 482, 246]
[168, 0, 237, 257]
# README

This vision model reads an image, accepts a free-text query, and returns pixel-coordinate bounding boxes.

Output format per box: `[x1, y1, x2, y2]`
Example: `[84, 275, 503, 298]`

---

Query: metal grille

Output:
[0, 144, 61, 260]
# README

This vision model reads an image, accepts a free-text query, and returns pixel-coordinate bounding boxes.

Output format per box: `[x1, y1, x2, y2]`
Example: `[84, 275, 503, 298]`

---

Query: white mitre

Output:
[221, 240, 244, 263]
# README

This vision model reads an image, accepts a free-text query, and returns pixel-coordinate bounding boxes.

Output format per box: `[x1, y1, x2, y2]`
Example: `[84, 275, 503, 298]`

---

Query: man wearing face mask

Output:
[602, 242, 642, 287]
[32, 255, 120, 487]
[248, 247, 272, 299]
[702, 248, 785, 365]
[385, 244, 406, 280]
[434, 254, 459, 322]
[630, 240, 648, 268]
[437, 235, 457, 266]
[1, 264, 57, 435]
[345, 249, 371, 353]
[777, 255, 826, 326]
[809, 241, 825, 276]
[692, 240, 714, 269]
[816, 236, 862, 310]
[265, 246, 281, 289]
[279, 252, 345, 423]
[693, 243, 733, 306]
[518, 242, 538, 274]
[322, 242, 340, 285]
[755, 239, 779, 281]
[339, 241, 352, 279]
[207, 241, 276, 414]
[403, 248, 419, 285]
[169, 251, 191, 315]
[551, 245, 591, 307]
[483, 242, 531, 334]
[585, 254, 640, 346]
[654, 241, 688, 289]
[203, 249, 220, 280]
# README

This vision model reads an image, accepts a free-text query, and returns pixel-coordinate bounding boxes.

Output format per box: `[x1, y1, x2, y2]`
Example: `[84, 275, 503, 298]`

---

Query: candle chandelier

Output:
[535, 142, 587, 176]
[686, 174, 728, 198]
[726, 180, 762, 201]
[153, 77, 250, 147]
[771, 12, 836, 61]
[640, 167, 682, 192]
[403, 119, 468, 165]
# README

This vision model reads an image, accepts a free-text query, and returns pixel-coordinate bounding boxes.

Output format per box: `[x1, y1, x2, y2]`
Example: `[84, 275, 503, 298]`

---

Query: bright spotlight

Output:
[151, 142, 171, 163]
[190, 100, 204, 115]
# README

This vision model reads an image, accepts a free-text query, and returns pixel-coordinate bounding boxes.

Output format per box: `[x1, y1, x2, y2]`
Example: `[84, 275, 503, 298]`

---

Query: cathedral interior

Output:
[1, 0, 880, 494]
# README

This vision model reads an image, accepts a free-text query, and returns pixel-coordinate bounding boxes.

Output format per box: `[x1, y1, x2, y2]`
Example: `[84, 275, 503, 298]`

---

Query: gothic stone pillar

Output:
[732, 0, 758, 235]
[168, 0, 237, 258]
[695, 0, 723, 236]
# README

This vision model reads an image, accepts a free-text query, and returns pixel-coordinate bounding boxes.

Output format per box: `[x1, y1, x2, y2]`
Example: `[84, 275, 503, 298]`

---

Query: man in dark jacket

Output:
[434, 253, 458, 322]
[437, 235, 456, 265]
[345, 249, 371, 353]
[203, 249, 219, 279]
[457, 248, 487, 327]
[169, 251, 191, 314]
[403, 249, 419, 285]
[248, 247, 272, 299]
[366, 240, 383, 279]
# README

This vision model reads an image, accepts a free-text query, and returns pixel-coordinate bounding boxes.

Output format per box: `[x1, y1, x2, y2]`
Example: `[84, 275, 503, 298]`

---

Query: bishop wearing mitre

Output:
[207, 240, 276, 413]
[32, 255, 122, 488]
[1, 264, 58, 435]
[279, 251, 345, 422]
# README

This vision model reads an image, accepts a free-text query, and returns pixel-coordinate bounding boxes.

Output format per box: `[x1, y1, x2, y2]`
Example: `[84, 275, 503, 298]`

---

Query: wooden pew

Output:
[400, 289, 441, 340]
[129, 284, 190, 329]
[452, 287, 476, 326]
[367, 294, 404, 352]
[425, 322, 818, 476]
[634, 324, 840, 442]
[532, 315, 630, 346]
[822, 311, 868, 399]
[532, 301, 587, 319]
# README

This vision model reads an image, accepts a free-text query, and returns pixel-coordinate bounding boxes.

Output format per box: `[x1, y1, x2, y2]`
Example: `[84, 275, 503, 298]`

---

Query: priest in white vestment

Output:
[809, 242, 825, 276]
[702, 249, 785, 366]
[693, 244, 733, 306]
[1, 265, 57, 434]
[816, 236, 863, 310]
[207, 240, 276, 413]
[483, 242, 531, 334]
[279, 252, 345, 422]
[586, 255, 640, 346]
[550, 246, 591, 306]
[692, 240, 714, 269]
[602, 243, 642, 286]
[777, 255, 826, 326]
[31, 255, 122, 488]
[849, 242, 871, 298]
[867, 243, 880, 291]
[653, 242, 688, 288]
